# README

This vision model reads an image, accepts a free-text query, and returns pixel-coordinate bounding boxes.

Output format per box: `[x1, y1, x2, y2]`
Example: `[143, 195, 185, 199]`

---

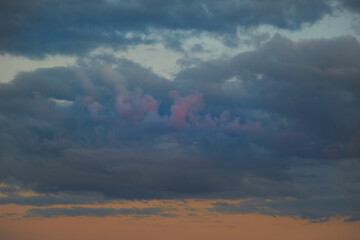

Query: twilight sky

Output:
[0, 1, 360, 239]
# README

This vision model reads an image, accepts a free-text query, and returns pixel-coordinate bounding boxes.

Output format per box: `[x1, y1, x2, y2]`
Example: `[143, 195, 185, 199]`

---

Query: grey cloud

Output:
[209, 196, 360, 222]
[0, 35, 359, 221]
[25, 206, 175, 218]
[174, 34, 360, 159]
[345, 215, 360, 222]
[0, 192, 110, 206]
[0, 0, 332, 57]
[338, 0, 360, 12]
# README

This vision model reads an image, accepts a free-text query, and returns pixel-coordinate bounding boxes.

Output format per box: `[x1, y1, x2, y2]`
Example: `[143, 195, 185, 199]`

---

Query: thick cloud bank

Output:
[0, 0, 335, 57]
[1, 34, 359, 221]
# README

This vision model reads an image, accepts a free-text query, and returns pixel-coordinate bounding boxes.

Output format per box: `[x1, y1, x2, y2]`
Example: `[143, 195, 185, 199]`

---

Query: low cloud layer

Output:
[25, 206, 175, 218]
[209, 196, 359, 222]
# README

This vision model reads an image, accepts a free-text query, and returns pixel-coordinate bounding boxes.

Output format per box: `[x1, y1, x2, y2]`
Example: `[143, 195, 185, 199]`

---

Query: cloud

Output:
[116, 90, 159, 123]
[25, 206, 176, 218]
[175, 34, 360, 158]
[169, 91, 203, 128]
[0, 0, 333, 57]
[209, 196, 360, 222]
[345, 215, 360, 222]
[338, 0, 360, 12]
[0, 189, 110, 206]
[0, 35, 359, 222]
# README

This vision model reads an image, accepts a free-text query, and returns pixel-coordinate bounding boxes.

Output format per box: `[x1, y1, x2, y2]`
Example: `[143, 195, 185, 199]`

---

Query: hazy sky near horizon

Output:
[1, 0, 360, 239]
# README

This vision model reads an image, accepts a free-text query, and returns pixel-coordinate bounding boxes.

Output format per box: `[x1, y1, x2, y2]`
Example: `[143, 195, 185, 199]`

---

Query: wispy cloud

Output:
[25, 206, 177, 218]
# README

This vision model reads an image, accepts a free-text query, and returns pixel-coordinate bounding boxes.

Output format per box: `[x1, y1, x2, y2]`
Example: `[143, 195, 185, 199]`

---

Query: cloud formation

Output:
[339, 0, 360, 12]
[0, 33, 359, 222]
[25, 206, 175, 218]
[0, 0, 335, 57]
[209, 196, 359, 222]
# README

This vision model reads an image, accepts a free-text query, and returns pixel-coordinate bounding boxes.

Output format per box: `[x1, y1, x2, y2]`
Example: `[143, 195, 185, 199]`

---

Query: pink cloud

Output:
[115, 89, 159, 123]
[132, 94, 159, 122]
[89, 89, 262, 134]
[169, 91, 203, 128]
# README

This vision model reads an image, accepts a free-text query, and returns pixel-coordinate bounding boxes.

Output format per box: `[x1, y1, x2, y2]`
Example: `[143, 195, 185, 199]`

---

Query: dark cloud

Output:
[25, 206, 175, 218]
[175, 34, 360, 158]
[0, 191, 110, 206]
[209, 196, 360, 222]
[0, 35, 359, 221]
[0, 0, 332, 57]
[345, 215, 360, 222]
[338, 0, 360, 12]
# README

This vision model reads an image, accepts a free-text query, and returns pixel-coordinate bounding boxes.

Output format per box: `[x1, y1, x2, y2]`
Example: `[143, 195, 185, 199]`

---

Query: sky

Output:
[0, 0, 360, 239]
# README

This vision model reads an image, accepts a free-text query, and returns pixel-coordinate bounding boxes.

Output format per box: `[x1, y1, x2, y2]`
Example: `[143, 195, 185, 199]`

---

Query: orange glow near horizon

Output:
[1, 200, 359, 240]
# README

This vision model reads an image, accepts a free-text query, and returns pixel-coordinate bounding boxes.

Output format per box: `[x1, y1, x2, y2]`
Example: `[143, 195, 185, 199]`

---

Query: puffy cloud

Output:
[0, 35, 359, 222]
[115, 88, 160, 123]
[169, 91, 203, 128]
[174, 34, 360, 158]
